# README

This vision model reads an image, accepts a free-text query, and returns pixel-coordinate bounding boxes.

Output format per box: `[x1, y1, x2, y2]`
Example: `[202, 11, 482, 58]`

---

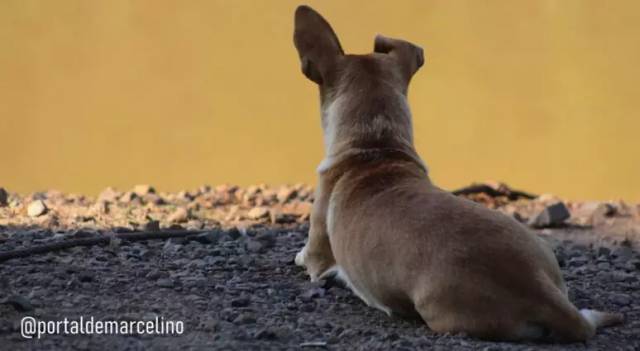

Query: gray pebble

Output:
[156, 278, 174, 288]
[230, 296, 251, 308]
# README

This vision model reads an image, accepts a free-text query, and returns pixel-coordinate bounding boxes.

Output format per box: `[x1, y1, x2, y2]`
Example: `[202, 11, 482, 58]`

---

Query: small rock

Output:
[197, 317, 217, 332]
[0, 295, 34, 312]
[163, 240, 183, 254]
[133, 184, 155, 196]
[293, 201, 313, 217]
[589, 203, 618, 226]
[187, 259, 207, 270]
[528, 202, 570, 228]
[27, 200, 48, 217]
[597, 246, 611, 257]
[612, 246, 633, 262]
[232, 313, 256, 325]
[156, 279, 174, 288]
[610, 293, 631, 306]
[612, 271, 636, 282]
[245, 185, 261, 197]
[186, 219, 204, 230]
[78, 272, 94, 283]
[119, 191, 137, 203]
[145, 270, 169, 280]
[247, 207, 269, 220]
[250, 231, 277, 251]
[569, 201, 598, 225]
[167, 207, 189, 223]
[246, 240, 265, 253]
[536, 193, 561, 204]
[32, 192, 47, 200]
[97, 187, 119, 202]
[225, 228, 242, 240]
[144, 220, 161, 232]
[144, 193, 164, 206]
[174, 191, 190, 202]
[113, 226, 133, 233]
[0, 187, 8, 207]
[301, 287, 326, 302]
[299, 302, 316, 312]
[254, 328, 278, 340]
[92, 200, 110, 214]
[594, 203, 617, 218]
[300, 341, 328, 348]
[198, 184, 212, 194]
[192, 231, 219, 245]
[567, 256, 588, 267]
[230, 296, 251, 308]
[277, 187, 297, 203]
[272, 212, 297, 224]
[626, 259, 640, 271]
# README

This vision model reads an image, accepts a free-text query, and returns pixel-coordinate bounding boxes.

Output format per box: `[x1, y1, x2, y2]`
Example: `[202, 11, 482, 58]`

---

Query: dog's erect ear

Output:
[294, 6, 344, 84]
[374, 35, 424, 82]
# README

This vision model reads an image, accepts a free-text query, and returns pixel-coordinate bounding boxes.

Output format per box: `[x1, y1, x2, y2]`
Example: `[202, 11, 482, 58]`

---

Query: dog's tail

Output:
[579, 309, 624, 330]
[534, 275, 624, 342]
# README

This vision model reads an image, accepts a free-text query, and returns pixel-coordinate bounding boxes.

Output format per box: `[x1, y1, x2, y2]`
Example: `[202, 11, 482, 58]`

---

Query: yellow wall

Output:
[1, 0, 638, 200]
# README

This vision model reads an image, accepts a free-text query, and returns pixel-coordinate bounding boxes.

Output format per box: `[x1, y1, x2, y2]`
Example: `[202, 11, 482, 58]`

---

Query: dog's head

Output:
[293, 5, 424, 158]
[293, 5, 424, 102]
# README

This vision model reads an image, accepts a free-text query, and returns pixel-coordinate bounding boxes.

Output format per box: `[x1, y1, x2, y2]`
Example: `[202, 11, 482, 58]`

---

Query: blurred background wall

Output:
[1, 0, 638, 200]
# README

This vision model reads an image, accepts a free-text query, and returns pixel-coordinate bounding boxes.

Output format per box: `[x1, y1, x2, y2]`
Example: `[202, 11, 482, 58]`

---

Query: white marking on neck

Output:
[316, 158, 333, 174]
[316, 96, 344, 173]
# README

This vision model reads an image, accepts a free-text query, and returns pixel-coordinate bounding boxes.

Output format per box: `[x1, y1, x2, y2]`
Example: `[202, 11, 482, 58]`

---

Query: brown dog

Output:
[292, 5, 623, 342]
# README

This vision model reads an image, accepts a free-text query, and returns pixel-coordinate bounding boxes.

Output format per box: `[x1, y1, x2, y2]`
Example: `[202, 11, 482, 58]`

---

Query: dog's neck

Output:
[317, 92, 428, 174]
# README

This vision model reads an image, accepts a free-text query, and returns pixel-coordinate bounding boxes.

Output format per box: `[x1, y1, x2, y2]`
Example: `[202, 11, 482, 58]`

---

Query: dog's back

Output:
[329, 161, 565, 339]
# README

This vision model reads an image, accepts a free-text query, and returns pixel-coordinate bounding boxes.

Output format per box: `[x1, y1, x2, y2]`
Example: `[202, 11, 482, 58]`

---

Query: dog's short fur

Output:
[292, 5, 623, 341]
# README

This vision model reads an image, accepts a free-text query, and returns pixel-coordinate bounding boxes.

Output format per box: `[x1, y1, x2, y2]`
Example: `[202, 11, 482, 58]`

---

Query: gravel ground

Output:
[0, 185, 639, 350]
